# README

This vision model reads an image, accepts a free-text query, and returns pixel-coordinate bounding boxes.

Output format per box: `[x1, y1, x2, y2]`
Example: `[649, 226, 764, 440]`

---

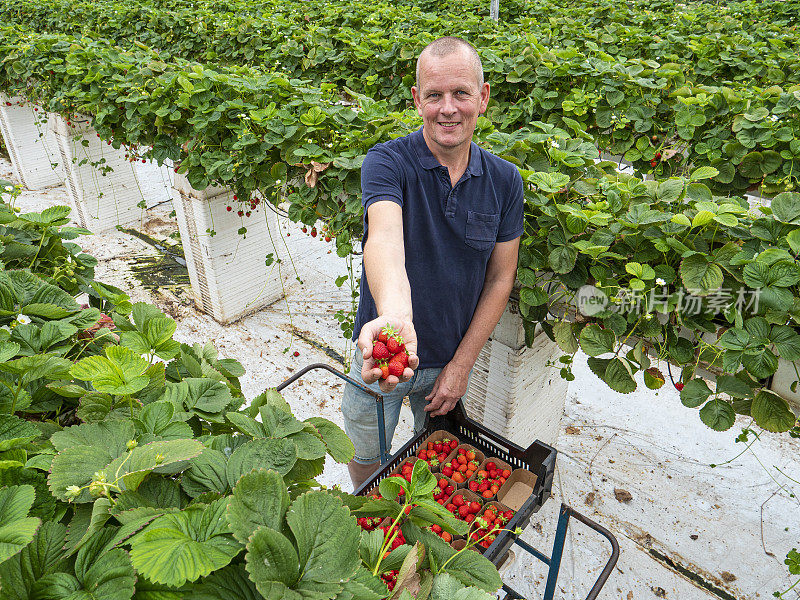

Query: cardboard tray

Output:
[467, 456, 515, 500]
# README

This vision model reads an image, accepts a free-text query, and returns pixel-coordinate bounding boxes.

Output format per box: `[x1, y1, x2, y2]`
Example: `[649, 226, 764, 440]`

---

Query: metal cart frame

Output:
[277, 363, 620, 600]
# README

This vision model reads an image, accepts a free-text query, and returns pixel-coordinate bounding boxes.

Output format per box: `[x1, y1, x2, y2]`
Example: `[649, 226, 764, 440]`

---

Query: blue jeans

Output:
[341, 352, 443, 464]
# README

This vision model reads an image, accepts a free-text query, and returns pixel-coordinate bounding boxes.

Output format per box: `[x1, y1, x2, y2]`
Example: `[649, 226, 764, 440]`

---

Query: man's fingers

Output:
[361, 359, 382, 384]
[379, 375, 400, 393]
[430, 399, 458, 417]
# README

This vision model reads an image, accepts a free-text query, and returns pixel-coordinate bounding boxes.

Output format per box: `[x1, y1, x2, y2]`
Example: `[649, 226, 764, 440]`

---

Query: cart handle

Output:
[561, 505, 620, 600]
[502, 503, 620, 600]
[274, 363, 391, 464]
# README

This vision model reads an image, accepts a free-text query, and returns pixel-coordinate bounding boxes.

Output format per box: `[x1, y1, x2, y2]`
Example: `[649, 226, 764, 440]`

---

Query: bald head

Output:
[415, 37, 484, 91]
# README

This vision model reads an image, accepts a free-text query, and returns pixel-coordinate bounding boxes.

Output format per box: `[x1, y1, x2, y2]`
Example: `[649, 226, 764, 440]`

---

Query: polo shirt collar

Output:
[411, 127, 483, 177]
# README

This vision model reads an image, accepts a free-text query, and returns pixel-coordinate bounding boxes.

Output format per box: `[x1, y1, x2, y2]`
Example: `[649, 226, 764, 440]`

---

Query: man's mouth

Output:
[438, 122, 459, 129]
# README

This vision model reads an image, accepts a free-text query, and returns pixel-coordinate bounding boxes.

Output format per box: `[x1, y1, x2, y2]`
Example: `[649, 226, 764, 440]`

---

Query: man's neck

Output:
[422, 130, 471, 185]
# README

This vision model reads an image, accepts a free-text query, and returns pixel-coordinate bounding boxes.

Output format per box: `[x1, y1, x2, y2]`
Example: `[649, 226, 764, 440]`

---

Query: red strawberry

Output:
[450, 440, 458, 450]
[372, 341, 391, 361]
[434, 442, 443, 453]
[675, 382, 684, 391]
[395, 350, 409, 368]
[442, 466, 453, 477]
[378, 360, 389, 380]
[387, 336, 402, 354]
[378, 325, 395, 344]
[469, 481, 479, 492]
[438, 478, 448, 490]
[387, 359, 404, 378]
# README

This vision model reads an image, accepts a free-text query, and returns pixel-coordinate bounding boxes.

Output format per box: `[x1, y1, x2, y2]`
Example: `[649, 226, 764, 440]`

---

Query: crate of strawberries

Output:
[353, 399, 557, 567]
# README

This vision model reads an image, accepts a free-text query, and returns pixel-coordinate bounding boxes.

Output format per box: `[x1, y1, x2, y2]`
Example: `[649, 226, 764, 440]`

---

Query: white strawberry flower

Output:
[656, 278, 666, 286]
[16, 314, 31, 325]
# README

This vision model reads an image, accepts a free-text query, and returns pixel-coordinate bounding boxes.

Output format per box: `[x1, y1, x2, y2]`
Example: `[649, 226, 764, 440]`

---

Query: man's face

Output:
[411, 49, 490, 156]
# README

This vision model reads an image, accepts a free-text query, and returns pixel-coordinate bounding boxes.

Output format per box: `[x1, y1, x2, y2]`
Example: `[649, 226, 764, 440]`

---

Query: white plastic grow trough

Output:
[172, 174, 326, 324]
[0, 94, 64, 190]
[464, 299, 568, 448]
[50, 114, 172, 232]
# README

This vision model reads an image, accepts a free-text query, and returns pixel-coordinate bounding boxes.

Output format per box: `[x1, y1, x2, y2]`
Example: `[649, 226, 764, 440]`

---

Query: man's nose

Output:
[440, 93, 458, 114]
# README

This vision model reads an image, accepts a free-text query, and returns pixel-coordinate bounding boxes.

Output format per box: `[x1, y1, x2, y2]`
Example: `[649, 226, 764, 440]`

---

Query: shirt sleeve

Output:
[496, 167, 524, 242]
[361, 145, 404, 212]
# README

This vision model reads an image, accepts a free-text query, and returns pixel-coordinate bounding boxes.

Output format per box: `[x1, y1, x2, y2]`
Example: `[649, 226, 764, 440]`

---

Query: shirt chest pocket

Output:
[465, 210, 500, 251]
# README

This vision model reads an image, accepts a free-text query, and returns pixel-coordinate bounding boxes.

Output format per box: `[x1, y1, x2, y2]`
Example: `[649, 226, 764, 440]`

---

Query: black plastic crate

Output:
[353, 402, 557, 564]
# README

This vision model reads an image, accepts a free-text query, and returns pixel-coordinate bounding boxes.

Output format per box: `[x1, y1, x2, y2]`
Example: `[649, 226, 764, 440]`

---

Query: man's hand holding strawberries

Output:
[357, 316, 419, 393]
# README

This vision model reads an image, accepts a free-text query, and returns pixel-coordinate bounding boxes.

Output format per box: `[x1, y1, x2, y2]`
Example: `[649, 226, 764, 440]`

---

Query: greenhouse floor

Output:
[4, 157, 799, 600]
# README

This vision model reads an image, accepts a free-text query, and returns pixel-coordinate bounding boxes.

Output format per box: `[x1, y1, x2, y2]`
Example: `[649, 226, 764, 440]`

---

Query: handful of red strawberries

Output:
[372, 325, 410, 379]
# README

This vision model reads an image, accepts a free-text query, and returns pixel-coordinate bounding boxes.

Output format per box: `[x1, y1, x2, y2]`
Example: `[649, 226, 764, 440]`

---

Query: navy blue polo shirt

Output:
[353, 128, 524, 369]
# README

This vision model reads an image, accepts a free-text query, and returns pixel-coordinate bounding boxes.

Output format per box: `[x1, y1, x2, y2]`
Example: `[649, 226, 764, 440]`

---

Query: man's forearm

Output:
[449, 275, 515, 373]
[363, 235, 413, 321]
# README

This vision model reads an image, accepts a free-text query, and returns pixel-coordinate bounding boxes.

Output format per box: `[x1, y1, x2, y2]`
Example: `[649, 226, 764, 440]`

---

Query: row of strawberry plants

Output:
[7, 0, 798, 91]
[0, 181, 509, 598]
[0, 28, 797, 437]
[4, 2, 799, 197]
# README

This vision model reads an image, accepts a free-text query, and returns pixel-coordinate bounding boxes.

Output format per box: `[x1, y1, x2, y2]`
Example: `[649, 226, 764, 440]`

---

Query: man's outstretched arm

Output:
[357, 200, 419, 392]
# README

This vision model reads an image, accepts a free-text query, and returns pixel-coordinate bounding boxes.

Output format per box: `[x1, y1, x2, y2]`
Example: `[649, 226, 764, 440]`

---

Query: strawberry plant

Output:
[0, 199, 515, 599]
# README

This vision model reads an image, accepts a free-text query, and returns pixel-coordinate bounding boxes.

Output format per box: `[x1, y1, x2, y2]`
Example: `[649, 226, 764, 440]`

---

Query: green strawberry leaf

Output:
[71, 346, 150, 395]
[181, 448, 230, 499]
[304, 416, 355, 463]
[751, 390, 797, 432]
[245, 526, 300, 588]
[0, 414, 38, 451]
[699, 399, 736, 431]
[680, 379, 713, 408]
[225, 439, 297, 489]
[129, 497, 243, 587]
[226, 469, 290, 544]
[0, 485, 40, 564]
[286, 491, 361, 584]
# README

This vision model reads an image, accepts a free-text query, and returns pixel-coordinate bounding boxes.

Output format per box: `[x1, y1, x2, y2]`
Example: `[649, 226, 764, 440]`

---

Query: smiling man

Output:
[340, 37, 524, 489]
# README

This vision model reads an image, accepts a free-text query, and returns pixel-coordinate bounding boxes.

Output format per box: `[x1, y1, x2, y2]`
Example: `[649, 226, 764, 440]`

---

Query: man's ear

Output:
[411, 86, 423, 116]
[480, 82, 491, 113]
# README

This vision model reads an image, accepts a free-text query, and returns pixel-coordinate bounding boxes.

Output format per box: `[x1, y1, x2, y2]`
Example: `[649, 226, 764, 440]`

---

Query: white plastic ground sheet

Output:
[3, 156, 798, 600]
